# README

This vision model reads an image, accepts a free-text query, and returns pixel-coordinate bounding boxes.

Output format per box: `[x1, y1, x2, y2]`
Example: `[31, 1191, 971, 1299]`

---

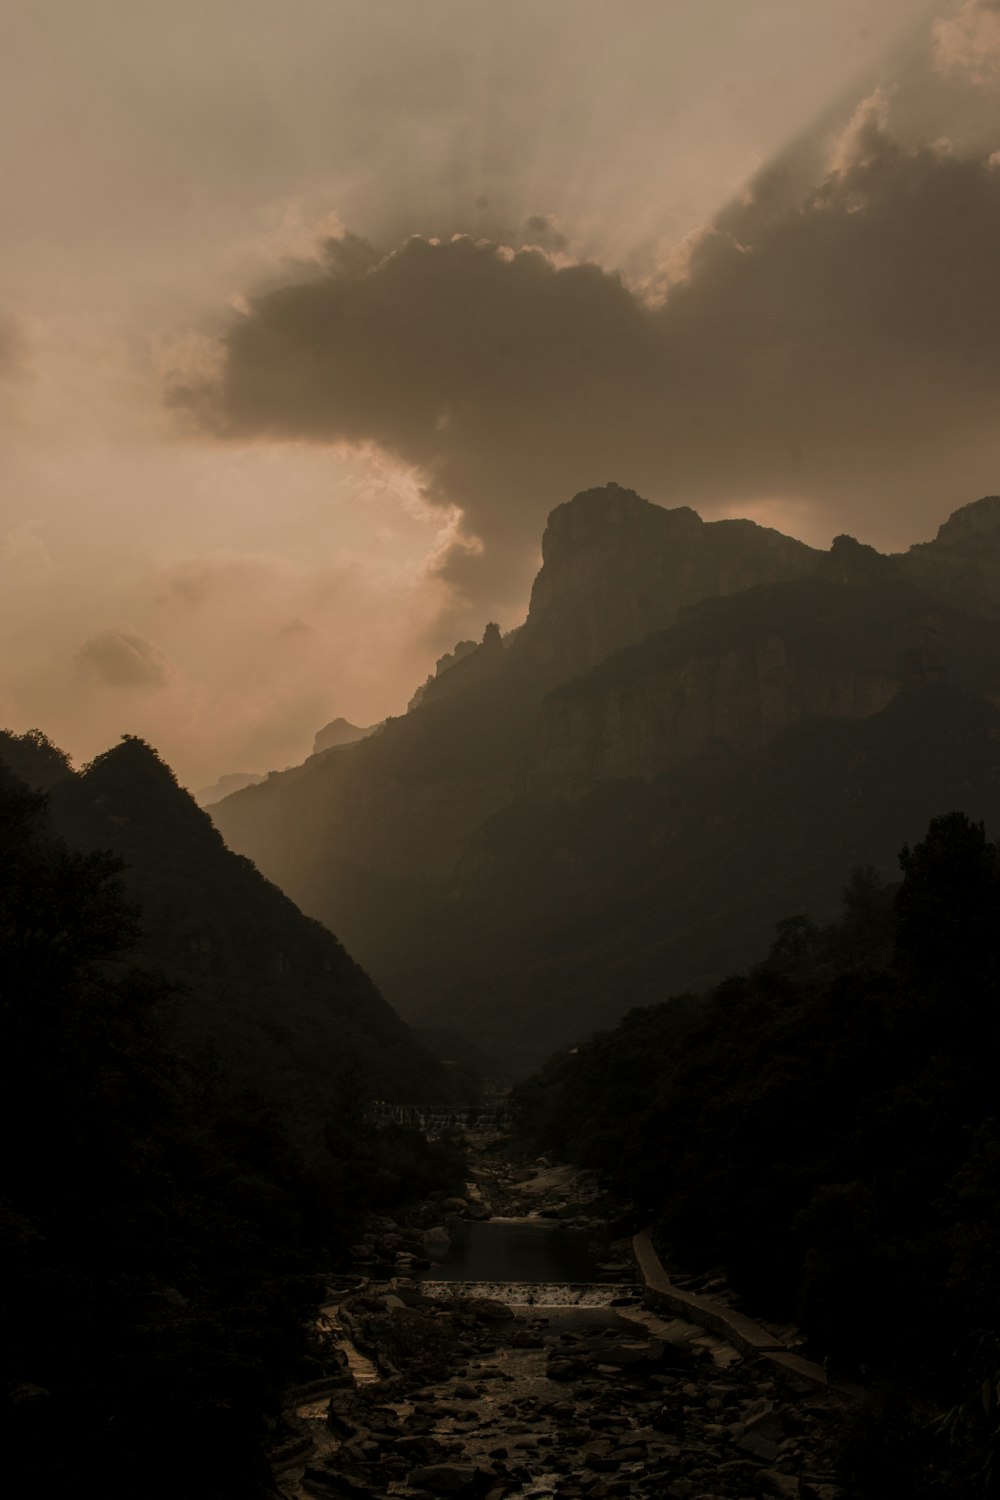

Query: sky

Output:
[2, 0, 999, 787]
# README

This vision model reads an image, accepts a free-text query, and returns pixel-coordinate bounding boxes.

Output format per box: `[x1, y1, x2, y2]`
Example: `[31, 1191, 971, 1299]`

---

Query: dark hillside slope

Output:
[0, 731, 451, 1127]
[452, 682, 1000, 1071]
[0, 750, 466, 1500]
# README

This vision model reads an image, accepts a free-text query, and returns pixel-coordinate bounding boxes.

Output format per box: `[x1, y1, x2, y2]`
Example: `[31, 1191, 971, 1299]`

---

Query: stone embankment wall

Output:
[632, 1229, 861, 1398]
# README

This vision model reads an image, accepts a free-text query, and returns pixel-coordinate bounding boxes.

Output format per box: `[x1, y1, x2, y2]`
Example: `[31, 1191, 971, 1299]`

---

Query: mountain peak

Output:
[312, 718, 375, 756]
[901, 495, 1000, 616]
[84, 735, 177, 786]
[931, 494, 1000, 547]
[818, 533, 895, 585]
[541, 483, 701, 565]
[523, 485, 818, 677]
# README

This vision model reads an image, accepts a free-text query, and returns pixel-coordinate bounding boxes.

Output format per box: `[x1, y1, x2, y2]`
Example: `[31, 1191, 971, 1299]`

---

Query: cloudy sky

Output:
[2, 0, 999, 786]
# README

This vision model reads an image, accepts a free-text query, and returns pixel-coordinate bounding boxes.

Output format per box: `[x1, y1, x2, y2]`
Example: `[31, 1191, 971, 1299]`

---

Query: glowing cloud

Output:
[181, 113, 1000, 615]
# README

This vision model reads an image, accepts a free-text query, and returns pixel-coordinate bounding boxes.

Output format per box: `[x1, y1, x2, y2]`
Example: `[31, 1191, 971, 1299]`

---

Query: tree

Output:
[894, 812, 1000, 999]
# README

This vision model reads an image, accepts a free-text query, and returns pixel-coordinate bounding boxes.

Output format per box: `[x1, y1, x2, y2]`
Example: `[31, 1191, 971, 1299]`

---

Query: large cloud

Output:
[180, 110, 1000, 614]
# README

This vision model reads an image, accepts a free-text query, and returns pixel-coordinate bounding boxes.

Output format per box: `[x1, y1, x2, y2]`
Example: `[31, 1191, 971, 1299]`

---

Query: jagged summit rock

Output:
[818, 534, 896, 586]
[406, 638, 480, 712]
[901, 495, 1000, 616]
[414, 621, 508, 711]
[520, 482, 819, 677]
[929, 493, 1000, 545]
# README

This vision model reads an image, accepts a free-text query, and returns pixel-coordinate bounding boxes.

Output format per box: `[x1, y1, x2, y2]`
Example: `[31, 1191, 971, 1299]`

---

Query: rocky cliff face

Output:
[536, 633, 901, 796]
[519, 483, 820, 679]
[533, 566, 1000, 797]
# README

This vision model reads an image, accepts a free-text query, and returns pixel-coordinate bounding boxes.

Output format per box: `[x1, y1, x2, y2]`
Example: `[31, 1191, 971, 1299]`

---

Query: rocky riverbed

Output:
[272, 1144, 848, 1500]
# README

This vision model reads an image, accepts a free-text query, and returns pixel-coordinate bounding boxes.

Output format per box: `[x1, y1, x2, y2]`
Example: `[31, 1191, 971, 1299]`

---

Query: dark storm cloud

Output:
[183, 119, 1000, 606]
[76, 629, 172, 689]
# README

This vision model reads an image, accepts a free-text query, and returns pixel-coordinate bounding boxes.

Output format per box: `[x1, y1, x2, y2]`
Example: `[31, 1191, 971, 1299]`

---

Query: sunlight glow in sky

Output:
[1, 1, 997, 785]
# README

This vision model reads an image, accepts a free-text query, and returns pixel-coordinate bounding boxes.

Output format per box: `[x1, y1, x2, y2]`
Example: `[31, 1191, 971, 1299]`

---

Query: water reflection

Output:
[422, 1216, 610, 1284]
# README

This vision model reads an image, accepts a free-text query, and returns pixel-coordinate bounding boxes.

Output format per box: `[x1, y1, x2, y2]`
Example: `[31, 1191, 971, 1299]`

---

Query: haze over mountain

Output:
[194, 769, 265, 807]
[211, 484, 1000, 1073]
[312, 717, 377, 755]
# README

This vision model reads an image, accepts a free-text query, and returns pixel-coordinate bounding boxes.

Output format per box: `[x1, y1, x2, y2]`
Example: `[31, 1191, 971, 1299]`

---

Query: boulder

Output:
[757, 1472, 800, 1497]
[406, 1463, 494, 1495]
[424, 1225, 452, 1256]
[464, 1297, 515, 1323]
[325, 1400, 357, 1439]
[738, 1407, 785, 1461]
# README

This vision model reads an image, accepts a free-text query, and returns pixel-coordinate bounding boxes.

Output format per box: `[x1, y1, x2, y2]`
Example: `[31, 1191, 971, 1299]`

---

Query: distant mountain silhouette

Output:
[194, 769, 264, 806]
[312, 716, 377, 755]
[210, 485, 1000, 1074]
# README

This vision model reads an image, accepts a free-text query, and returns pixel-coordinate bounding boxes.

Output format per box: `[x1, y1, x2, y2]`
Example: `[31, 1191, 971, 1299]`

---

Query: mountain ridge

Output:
[210, 485, 1000, 1072]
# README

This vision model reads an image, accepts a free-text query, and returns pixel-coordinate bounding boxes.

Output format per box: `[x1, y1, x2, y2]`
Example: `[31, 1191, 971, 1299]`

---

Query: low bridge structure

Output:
[370, 1101, 514, 1134]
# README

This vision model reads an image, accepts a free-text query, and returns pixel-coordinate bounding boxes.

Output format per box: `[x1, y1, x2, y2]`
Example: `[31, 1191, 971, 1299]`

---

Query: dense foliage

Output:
[513, 812, 1000, 1486]
[0, 749, 464, 1497]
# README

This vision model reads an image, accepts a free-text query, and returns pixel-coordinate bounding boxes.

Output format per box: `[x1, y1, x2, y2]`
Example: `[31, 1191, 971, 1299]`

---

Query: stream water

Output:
[281, 1168, 640, 1495]
[420, 1215, 616, 1285]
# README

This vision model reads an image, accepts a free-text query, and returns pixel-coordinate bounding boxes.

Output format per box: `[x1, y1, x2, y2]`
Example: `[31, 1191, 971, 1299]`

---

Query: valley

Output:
[210, 487, 1000, 1074]
[278, 1129, 849, 1500]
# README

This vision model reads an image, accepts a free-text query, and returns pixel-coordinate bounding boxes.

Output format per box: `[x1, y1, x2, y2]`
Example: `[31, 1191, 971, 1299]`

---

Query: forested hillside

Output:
[0, 737, 464, 1497]
[0, 728, 456, 1132]
[513, 811, 1000, 1491]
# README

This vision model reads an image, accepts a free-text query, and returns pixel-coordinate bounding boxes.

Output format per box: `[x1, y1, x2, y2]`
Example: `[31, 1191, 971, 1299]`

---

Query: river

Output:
[419, 1215, 620, 1287]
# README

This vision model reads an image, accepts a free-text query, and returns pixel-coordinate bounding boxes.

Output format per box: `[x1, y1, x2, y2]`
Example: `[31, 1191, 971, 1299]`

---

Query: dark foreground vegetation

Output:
[514, 811, 1000, 1496]
[0, 742, 464, 1497]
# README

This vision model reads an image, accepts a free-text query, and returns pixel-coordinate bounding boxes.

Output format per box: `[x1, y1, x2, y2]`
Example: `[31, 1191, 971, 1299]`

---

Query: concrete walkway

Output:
[632, 1229, 862, 1398]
